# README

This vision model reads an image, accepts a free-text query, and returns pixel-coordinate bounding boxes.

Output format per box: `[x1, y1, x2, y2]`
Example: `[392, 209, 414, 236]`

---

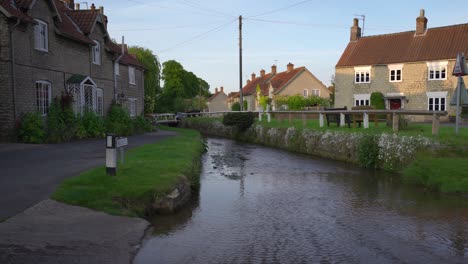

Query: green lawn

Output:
[52, 127, 204, 217]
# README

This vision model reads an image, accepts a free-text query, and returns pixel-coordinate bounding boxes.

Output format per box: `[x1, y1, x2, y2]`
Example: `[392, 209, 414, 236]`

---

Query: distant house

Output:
[227, 91, 239, 110]
[335, 9, 468, 121]
[0, 0, 145, 139]
[207, 87, 228, 112]
[242, 63, 330, 111]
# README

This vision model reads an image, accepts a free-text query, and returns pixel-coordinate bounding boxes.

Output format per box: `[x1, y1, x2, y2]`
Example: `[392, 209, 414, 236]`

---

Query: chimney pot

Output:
[251, 73, 256, 80]
[287, 63, 294, 72]
[247, 80, 250, 84]
[215, 87, 219, 94]
[271, 65, 277, 74]
[99, 6, 104, 15]
[91, 3, 96, 10]
[75, 3, 80, 10]
[260, 69, 266, 77]
[416, 9, 428, 35]
[350, 18, 361, 41]
[220, 86, 224, 93]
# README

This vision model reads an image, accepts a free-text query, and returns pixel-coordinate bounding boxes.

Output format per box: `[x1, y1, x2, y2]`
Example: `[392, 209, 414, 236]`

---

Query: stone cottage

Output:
[335, 9, 468, 121]
[207, 86, 228, 112]
[242, 63, 330, 111]
[0, 0, 145, 139]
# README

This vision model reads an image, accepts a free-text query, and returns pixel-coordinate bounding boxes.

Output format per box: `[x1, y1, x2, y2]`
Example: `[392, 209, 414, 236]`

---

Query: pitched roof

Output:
[53, 0, 95, 45]
[0, 0, 35, 23]
[336, 23, 468, 67]
[66, 9, 99, 35]
[241, 73, 274, 95]
[241, 67, 306, 96]
[120, 53, 145, 69]
[208, 91, 226, 102]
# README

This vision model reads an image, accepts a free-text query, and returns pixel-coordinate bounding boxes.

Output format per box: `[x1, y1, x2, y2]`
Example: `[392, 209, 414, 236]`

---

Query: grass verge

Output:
[403, 151, 468, 193]
[52, 127, 204, 217]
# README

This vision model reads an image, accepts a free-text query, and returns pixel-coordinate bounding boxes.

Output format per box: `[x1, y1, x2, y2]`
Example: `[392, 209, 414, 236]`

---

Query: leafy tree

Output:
[158, 60, 210, 112]
[128, 46, 161, 114]
[370, 92, 385, 109]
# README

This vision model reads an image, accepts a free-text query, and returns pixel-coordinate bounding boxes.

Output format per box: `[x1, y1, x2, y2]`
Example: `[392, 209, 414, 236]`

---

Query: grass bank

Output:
[52, 127, 204, 217]
[184, 116, 468, 194]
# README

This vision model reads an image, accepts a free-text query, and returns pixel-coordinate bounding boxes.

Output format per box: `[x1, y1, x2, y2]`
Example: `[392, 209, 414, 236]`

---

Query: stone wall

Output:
[0, 16, 14, 139]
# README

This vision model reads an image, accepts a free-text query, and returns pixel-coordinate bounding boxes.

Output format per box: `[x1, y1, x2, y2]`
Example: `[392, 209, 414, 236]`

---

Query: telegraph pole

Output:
[239, 15, 243, 111]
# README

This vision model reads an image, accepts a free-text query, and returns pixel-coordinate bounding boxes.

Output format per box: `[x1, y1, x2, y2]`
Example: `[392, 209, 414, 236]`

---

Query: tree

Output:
[158, 60, 210, 112]
[329, 74, 335, 107]
[128, 46, 161, 114]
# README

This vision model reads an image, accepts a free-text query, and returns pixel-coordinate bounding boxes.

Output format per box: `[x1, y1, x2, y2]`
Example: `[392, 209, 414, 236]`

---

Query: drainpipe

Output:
[10, 18, 20, 121]
[113, 36, 124, 101]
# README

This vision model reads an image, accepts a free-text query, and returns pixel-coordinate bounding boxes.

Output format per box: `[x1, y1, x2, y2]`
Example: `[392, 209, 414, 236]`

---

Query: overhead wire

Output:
[158, 18, 237, 53]
[246, 0, 314, 18]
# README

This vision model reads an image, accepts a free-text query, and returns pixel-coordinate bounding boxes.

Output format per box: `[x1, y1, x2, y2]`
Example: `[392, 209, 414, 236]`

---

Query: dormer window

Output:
[427, 61, 448, 80]
[92, 40, 101, 65]
[34, 19, 48, 52]
[354, 66, 371, 83]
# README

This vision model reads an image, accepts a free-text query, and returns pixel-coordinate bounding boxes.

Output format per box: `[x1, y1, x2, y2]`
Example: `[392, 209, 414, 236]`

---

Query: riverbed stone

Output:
[0, 199, 150, 264]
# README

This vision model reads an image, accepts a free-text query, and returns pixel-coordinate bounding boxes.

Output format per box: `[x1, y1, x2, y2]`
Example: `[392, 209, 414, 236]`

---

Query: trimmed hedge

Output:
[222, 112, 255, 131]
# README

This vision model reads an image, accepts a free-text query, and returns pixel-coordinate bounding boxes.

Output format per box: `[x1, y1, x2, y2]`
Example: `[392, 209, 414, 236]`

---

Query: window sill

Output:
[34, 48, 48, 53]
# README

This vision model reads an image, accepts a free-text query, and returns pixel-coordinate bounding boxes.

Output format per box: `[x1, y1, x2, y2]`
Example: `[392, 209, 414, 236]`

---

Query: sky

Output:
[88, 0, 468, 94]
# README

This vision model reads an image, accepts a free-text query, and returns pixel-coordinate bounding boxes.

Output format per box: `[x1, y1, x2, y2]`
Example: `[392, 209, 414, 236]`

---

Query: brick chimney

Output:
[271, 65, 277, 74]
[287, 63, 294, 72]
[416, 9, 428, 35]
[350, 18, 361, 41]
[215, 87, 219, 94]
[63, 0, 75, 9]
[260, 69, 265, 77]
[247, 80, 250, 84]
[91, 3, 96, 10]
[220, 86, 224, 93]
[251, 73, 256, 80]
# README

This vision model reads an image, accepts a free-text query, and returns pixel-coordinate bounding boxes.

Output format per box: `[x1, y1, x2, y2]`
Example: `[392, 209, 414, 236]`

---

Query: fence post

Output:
[432, 114, 440, 135]
[302, 113, 306, 127]
[392, 112, 399, 132]
[340, 113, 345, 127]
[259, 112, 262, 121]
[319, 113, 324, 127]
[363, 112, 369, 129]
[267, 113, 271, 123]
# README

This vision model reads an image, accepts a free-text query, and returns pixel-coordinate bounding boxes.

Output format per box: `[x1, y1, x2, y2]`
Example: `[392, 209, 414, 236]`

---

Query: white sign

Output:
[116, 137, 128, 148]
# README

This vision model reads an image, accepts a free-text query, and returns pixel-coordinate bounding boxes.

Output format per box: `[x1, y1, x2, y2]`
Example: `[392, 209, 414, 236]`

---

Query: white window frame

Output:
[96, 88, 104, 116]
[388, 64, 403, 82]
[129, 66, 136, 85]
[303, 89, 308, 97]
[34, 19, 48, 52]
[426, 91, 447, 111]
[312, 89, 320, 96]
[114, 62, 120, 76]
[354, 93, 370, 106]
[36, 81, 51, 116]
[92, 40, 101, 65]
[128, 98, 137, 117]
[426, 61, 448, 80]
[354, 66, 371, 84]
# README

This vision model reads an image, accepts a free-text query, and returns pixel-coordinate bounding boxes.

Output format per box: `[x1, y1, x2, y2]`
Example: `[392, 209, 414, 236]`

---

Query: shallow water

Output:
[135, 138, 468, 264]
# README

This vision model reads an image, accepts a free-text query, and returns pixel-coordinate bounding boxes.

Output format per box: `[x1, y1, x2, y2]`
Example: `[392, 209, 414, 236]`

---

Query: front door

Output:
[389, 99, 401, 110]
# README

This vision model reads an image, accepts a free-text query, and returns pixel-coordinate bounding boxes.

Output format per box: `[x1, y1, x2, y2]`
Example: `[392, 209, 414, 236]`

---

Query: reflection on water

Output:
[136, 138, 468, 264]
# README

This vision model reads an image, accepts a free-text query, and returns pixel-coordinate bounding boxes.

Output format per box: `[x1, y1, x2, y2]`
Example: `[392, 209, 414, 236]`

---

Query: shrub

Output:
[222, 112, 255, 131]
[370, 92, 385, 110]
[17, 112, 45, 143]
[231, 102, 240, 111]
[105, 103, 133, 136]
[357, 134, 379, 168]
[46, 100, 66, 143]
[82, 110, 105, 138]
[133, 116, 152, 134]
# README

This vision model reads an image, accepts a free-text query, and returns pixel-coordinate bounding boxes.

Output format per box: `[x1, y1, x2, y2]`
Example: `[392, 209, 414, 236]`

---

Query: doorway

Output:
[389, 99, 402, 110]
